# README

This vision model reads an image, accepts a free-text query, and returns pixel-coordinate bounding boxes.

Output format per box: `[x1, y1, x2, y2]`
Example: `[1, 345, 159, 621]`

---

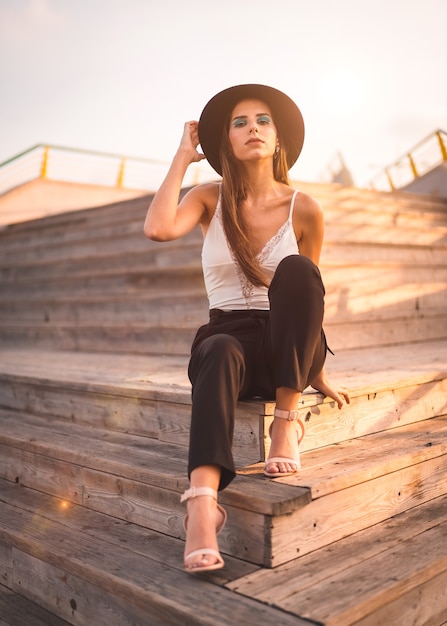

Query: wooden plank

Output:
[279, 521, 447, 626]
[0, 380, 162, 439]
[0, 410, 309, 515]
[0, 414, 191, 491]
[12, 549, 181, 626]
[0, 541, 13, 590]
[326, 313, 447, 351]
[158, 399, 263, 464]
[352, 568, 447, 626]
[260, 379, 447, 457]
[0, 478, 256, 583]
[321, 240, 447, 265]
[1, 313, 446, 357]
[0, 501, 310, 626]
[1, 340, 445, 400]
[228, 495, 447, 625]
[269, 453, 447, 566]
[0, 582, 70, 626]
[0, 292, 208, 326]
[81, 467, 268, 565]
[0, 453, 299, 567]
[280, 416, 447, 498]
[0, 583, 72, 626]
[0, 234, 164, 268]
[0, 445, 84, 505]
[227, 493, 447, 600]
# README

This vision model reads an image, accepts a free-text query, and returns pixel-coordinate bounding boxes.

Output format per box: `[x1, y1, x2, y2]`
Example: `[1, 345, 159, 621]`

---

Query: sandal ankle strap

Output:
[273, 408, 305, 444]
[180, 486, 218, 503]
[274, 408, 299, 421]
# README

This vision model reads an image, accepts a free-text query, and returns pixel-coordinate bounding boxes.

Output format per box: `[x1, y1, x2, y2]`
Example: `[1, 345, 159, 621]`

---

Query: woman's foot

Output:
[264, 410, 304, 477]
[182, 488, 226, 572]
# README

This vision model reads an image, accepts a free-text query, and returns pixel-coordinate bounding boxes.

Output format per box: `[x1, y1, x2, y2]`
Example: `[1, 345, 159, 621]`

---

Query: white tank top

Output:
[202, 188, 300, 310]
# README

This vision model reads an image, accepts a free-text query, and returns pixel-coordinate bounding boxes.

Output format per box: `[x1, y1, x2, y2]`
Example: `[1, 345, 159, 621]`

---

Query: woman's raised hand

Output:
[179, 121, 205, 164]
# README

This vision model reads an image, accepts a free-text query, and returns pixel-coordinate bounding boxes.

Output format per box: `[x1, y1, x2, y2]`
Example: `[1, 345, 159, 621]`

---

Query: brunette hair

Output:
[219, 109, 291, 288]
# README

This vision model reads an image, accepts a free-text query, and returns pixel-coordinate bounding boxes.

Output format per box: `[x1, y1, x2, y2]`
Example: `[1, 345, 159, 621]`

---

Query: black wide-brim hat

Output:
[198, 84, 305, 176]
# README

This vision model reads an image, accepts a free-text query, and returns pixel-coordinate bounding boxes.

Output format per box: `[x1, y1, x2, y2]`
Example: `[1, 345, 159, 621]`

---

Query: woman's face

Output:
[228, 98, 278, 165]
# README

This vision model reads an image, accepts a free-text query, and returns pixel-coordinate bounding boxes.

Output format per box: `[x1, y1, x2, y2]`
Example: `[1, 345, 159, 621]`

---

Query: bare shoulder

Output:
[180, 182, 219, 224]
[293, 191, 323, 224]
[181, 182, 219, 208]
[292, 191, 324, 263]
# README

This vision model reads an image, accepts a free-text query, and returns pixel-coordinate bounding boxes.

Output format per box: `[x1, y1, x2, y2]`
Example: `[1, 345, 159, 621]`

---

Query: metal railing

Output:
[369, 129, 447, 192]
[0, 144, 219, 196]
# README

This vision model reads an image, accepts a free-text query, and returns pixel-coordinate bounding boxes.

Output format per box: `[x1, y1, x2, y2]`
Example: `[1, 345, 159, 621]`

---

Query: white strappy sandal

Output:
[180, 486, 227, 573]
[264, 408, 305, 478]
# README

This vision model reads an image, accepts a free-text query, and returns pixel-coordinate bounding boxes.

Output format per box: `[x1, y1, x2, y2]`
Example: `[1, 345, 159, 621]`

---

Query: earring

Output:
[274, 145, 280, 159]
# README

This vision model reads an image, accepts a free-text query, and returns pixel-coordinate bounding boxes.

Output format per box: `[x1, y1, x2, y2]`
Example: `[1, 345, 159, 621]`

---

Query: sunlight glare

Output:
[320, 70, 363, 114]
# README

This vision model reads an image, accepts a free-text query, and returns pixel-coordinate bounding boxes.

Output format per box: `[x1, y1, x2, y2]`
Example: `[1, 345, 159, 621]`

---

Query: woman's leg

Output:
[188, 332, 246, 490]
[184, 332, 246, 569]
[266, 255, 326, 475]
[182, 464, 225, 571]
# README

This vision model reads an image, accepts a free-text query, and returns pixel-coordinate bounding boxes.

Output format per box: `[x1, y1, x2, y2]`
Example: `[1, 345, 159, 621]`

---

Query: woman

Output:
[144, 84, 350, 574]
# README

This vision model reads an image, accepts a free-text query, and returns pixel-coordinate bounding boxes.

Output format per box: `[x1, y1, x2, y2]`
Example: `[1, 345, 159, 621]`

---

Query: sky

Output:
[0, 0, 446, 187]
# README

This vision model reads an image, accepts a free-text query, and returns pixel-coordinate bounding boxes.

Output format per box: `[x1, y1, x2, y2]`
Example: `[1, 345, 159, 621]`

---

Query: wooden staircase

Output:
[0, 182, 447, 625]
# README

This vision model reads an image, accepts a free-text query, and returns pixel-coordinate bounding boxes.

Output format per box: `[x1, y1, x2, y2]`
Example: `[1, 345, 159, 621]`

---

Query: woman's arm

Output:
[293, 193, 324, 265]
[144, 121, 210, 241]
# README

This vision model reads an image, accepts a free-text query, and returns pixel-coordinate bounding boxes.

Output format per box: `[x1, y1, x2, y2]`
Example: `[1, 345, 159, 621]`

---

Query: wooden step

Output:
[1, 281, 444, 327]
[2, 239, 445, 286]
[0, 307, 445, 354]
[1, 342, 446, 460]
[3, 252, 445, 290]
[0, 479, 309, 626]
[0, 265, 206, 298]
[3, 476, 445, 626]
[1, 188, 445, 266]
[227, 492, 447, 626]
[1, 406, 446, 568]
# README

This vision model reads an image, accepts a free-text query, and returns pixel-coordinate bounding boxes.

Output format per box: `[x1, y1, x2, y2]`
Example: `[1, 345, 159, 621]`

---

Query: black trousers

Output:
[187, 255, 328, 490]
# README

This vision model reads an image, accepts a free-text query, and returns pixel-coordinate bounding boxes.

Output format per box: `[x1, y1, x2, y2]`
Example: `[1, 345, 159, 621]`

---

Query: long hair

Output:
[219, 112, 291, 288]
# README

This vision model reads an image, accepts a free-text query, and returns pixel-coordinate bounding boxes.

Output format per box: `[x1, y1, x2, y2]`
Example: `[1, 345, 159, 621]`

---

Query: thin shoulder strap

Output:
[288, 188, 299, 221]
[216, 183, 222, 213]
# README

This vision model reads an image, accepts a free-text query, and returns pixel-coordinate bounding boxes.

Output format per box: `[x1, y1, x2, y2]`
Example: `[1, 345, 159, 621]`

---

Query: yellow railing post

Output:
[117, 157, 126, 188]
[436, 131, 447, 162]
[40, 146, 49, 179]
[385, 168, 395, 191]
[408, 153, 419, 179]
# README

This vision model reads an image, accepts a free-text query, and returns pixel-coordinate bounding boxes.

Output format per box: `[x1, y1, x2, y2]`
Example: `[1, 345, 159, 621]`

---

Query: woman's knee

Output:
[270, 254, 324, 296]
[277, 254, 318, 278]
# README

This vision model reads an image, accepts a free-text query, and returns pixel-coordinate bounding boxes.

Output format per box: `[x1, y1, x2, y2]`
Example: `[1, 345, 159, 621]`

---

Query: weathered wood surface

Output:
[1, 342, 445, 457]
[0, 482, 310, 626]
[265, 415, 447, 496]
[1, 341, 446, 397]
[0, 583, 72, 626]
[0, 281, 445, 328]
[0, 182, 446, 622]
[0, 478, 256, 586]
[227, 493, 447, 625]
[268, 450, 447, 566]
[0, 314, 445, 355]
[0, 409, 309, 565]
[1, 406, 446, 567]
[2, 236, 445, 278]
[1, 182, 446, 355]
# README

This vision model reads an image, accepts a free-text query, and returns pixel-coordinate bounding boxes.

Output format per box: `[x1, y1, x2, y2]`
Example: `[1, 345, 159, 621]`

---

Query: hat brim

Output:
[198, 84, 304, 176]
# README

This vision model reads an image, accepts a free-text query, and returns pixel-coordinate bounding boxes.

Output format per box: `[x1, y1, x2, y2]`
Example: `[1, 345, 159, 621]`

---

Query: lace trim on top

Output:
[214, 204, 290, 308]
